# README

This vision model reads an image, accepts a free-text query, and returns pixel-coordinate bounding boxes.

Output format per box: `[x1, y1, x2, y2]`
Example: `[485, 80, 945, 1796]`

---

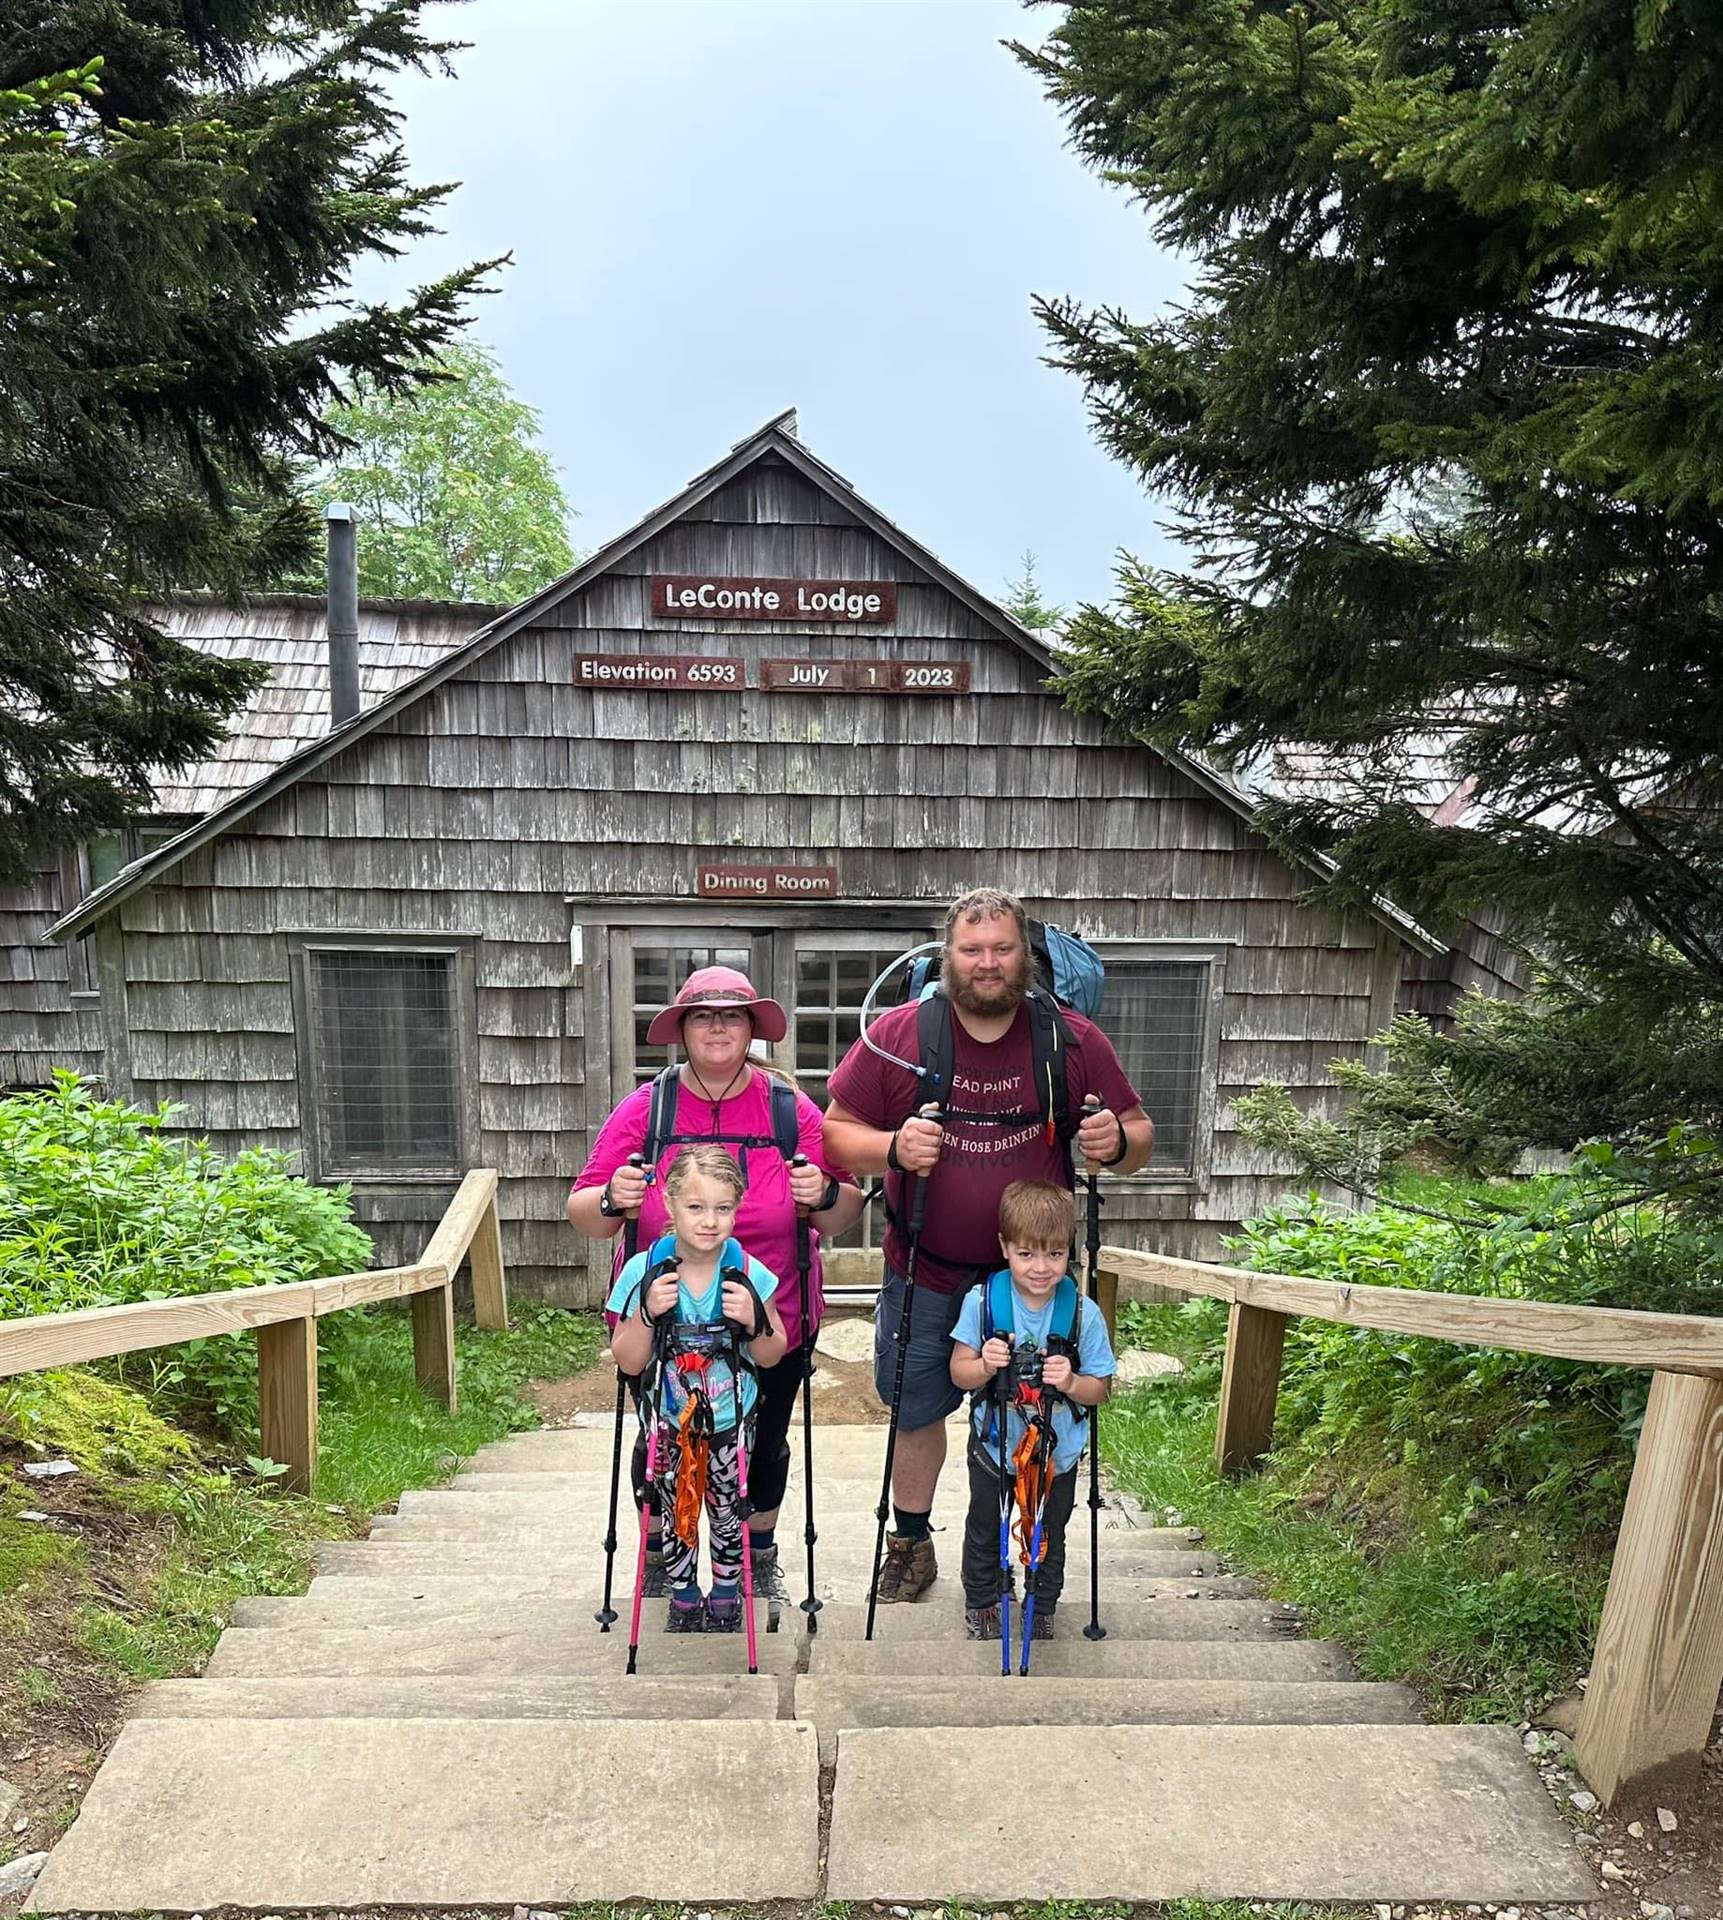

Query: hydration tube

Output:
[857, 940, 943, 1080]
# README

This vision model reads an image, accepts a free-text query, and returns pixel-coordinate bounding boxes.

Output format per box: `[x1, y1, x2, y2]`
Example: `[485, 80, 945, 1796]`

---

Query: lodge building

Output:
[37, 412, 1447, 1305]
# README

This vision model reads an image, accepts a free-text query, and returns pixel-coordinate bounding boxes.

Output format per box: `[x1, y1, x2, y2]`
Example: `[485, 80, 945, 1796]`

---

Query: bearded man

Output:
[823, 887, 1155, 1603]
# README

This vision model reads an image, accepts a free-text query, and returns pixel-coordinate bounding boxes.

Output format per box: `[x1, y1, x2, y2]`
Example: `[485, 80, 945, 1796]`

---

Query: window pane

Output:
[84, 833, 126, 893]
[1104, 960, 1208, 1172]
[310, 949, 459, 1170]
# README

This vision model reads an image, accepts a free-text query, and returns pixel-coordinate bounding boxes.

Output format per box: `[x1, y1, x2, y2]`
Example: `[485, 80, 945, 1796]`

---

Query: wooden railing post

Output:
[469, 1188, 509, 1332]
[1575, 1368, 1723, 1804]
[1215, 1300, 1288, 1475]
[256, 1314, 318, 1493]
[411, 1279, 458, 1412]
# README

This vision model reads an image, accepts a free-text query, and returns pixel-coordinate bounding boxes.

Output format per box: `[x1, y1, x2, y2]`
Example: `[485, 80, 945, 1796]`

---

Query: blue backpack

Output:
[974, 1268, 1084, 1443]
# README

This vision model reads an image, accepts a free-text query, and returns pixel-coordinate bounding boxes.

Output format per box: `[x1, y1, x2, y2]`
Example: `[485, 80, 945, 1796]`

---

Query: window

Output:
[1103, 956, 1217, 1175]
[301, 944, 468, 1175]
[793, 944, 912, 1107]
[69, 821, 193, 996]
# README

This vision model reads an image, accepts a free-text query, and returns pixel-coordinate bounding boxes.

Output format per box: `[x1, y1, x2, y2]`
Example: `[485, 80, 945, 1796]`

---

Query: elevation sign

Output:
[651, 575, 897, 623]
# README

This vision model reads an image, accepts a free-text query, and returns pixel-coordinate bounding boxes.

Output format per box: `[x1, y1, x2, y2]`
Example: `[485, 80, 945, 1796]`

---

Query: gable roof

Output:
[49, 414, 1437, 953]
[145, 594, 495, 815]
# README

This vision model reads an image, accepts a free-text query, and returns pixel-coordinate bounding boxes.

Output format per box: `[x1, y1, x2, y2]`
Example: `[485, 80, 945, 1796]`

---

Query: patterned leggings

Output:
[653, 1419, 748, 1595]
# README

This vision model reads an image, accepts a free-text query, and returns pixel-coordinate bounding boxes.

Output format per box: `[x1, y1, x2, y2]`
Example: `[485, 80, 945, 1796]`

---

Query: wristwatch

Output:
[816, 1174, 842, 1213]
[597, 1183, 625, 1219]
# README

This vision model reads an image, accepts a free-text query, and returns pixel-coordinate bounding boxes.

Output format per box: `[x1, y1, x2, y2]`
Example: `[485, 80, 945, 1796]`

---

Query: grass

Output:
[1102, 1299, 1605, 1721]
[0, 1305, 600, 1701]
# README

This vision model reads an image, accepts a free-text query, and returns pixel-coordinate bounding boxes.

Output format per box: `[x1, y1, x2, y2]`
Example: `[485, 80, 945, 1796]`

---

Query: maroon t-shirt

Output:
[826, 999, 1141, 1294]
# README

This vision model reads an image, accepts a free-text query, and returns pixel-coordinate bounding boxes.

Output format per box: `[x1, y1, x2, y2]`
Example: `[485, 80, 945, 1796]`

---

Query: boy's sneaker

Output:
[750, 1543, 789, 1629]
[664, 1597, 705, 1633]
[869, 1533, 937, 1603]
[640, 1546, 670, 1600]
[1032, 1604, 1056, 1640]
[705, 1594, 743, 1633]
[965, 1604, 1001, 1640]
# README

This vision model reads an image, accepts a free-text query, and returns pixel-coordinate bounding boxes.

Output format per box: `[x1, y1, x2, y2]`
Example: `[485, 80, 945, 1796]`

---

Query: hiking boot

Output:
[965, 1604, 1001, 1640]
[639, 1545, 670, 1600]
[704, 1594, 743, 1633]
[869, 1532, 937, 1604]
[664, 1596, 705, 1633]
[751, 1542, 789, 1630]
[1032, 1604, 1056, 1640]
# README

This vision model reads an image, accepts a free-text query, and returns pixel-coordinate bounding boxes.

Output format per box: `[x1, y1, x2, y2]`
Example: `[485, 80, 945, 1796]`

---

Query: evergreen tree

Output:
[292, 342, 577, 604]
[1016, 0, 1723, 1171]
[0, 7, 495, 883]
[1001, 550, 1063, 635]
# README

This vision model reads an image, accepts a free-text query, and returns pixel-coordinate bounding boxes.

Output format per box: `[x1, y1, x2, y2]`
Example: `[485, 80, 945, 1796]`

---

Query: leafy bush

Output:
[1104, 1172, 1723, 1714]
[0, 1073, 373, 1432]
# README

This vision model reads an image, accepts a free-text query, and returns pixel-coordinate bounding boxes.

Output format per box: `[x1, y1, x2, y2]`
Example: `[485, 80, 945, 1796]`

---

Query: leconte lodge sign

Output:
[650, 575, 896, 622]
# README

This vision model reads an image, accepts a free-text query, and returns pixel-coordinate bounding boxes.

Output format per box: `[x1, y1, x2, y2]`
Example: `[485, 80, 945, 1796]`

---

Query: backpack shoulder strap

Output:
[1050, 1275, 1080, 1346]
[767, 1077, 800, 1159]
[643, 1065, 680, 1167]
[1025, 989, 1078, 1185]
[916, 988, 955, 1112]
[984, 1268, 1015, 1343]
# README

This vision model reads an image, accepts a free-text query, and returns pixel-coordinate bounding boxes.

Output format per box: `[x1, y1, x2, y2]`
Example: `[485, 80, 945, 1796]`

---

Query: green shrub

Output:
[0, 1072, 373, 1433]
[1105, 1173, 1723, 1714]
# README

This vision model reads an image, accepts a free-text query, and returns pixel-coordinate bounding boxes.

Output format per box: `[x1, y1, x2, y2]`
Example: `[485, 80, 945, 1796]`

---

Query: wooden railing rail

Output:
[1097, 1243, 1723, 1810]
[0, 1168, 509, 1497]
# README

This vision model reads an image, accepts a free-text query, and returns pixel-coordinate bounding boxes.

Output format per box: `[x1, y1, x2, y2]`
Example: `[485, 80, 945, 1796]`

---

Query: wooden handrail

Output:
[1099, 1246, 1723, 1376]
[1098, 1240, 1723, 1810]
[0, 1169, 511, 1495]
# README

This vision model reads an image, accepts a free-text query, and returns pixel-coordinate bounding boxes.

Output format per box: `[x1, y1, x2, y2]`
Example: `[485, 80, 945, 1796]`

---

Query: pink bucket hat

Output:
[645, 965, 789, 1047]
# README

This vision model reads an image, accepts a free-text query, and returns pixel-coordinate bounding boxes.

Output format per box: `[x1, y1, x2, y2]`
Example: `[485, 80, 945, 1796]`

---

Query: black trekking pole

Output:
[790, 1154, 823, 1635]
[596, 1153, 645, 1631]
[1081, 1101, 1108, 1643]
[865, 1103, 941, 1643]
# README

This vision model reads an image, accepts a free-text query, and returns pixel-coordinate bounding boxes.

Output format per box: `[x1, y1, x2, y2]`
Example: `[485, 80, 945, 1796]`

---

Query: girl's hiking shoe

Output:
[640, 1546, 670, 1600]
[964, 1604, 1001, 1640]
[750, 1543, 789, 1627]
[704, 1594, 743, 1633]
[664, 1597, 705, 1633]
[869, 1532, 937, 1603]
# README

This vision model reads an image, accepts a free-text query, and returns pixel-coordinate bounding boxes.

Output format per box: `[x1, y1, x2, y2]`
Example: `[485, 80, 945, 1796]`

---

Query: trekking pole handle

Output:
[1080, 1094, 1108, 1176]
[906, 1103, 942, 1239]
[791, 1151, 812, 1221]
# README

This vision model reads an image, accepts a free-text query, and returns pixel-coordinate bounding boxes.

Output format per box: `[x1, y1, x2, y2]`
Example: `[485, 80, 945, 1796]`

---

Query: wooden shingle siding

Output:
[66, 438, 1426, 1305]
[0, 861, 103, 1087]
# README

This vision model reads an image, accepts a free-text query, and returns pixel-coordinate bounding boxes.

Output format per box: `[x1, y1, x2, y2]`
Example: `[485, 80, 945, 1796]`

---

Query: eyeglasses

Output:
[683, 1007, 750, 1029]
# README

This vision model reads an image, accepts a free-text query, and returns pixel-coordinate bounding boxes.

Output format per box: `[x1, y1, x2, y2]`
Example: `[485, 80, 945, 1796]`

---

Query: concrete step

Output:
[136, 1674, 781, 1722]
[317, 1539, 1226, 1581]
[810, 1598, 1295, 1640]
[367, 1510, 1201, 1549]
[795, 1675, 1422, 1763]
[825, 1725, 1593, 1903]
[809, 1638, 1356, 1680]
[205, 1622, 803, 1678]
[286, 1570, 1256, 1613]
[233, 1593, 789, 1634]
[28, 1717, 819, 1910]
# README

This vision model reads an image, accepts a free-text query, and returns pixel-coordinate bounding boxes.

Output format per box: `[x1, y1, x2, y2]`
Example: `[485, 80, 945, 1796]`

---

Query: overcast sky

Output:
[360, 0, 1186, 611]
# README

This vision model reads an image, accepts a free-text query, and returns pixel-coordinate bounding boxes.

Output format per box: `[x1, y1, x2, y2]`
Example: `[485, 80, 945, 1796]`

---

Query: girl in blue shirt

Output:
[608, 1144, 787, 1631]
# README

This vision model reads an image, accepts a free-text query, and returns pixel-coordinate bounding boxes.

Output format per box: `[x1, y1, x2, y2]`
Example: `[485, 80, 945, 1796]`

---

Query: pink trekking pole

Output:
[735, 1415, 758, 1676]
[625, 1421, 659, 1675]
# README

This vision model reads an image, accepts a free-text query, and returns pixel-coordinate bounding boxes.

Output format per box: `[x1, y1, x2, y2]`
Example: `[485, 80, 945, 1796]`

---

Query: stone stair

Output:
[27, 1405, 1596, 1911]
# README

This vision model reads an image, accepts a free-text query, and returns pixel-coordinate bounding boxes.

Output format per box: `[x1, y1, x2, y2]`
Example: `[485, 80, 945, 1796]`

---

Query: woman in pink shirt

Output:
[568, 966, 863, 1614]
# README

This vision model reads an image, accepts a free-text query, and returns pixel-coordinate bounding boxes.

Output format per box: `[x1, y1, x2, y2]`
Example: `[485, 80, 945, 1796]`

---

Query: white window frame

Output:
[1089, 941, 1230, 1193]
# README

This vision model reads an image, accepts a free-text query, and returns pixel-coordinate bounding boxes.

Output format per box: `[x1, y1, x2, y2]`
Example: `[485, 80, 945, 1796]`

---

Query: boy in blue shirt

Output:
[949, 1179, 1117, 1640]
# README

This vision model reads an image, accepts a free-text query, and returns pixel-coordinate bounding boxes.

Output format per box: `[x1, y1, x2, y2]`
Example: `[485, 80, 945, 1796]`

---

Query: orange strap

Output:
[673, 1393, 710, 1550]
[1011, 1418, 1054, 1567]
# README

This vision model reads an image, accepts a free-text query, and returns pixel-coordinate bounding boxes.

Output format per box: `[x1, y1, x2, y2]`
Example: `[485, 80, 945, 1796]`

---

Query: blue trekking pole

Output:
[1017, 1405, 1058, 1675]
[596, 1153, 646, 1631]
